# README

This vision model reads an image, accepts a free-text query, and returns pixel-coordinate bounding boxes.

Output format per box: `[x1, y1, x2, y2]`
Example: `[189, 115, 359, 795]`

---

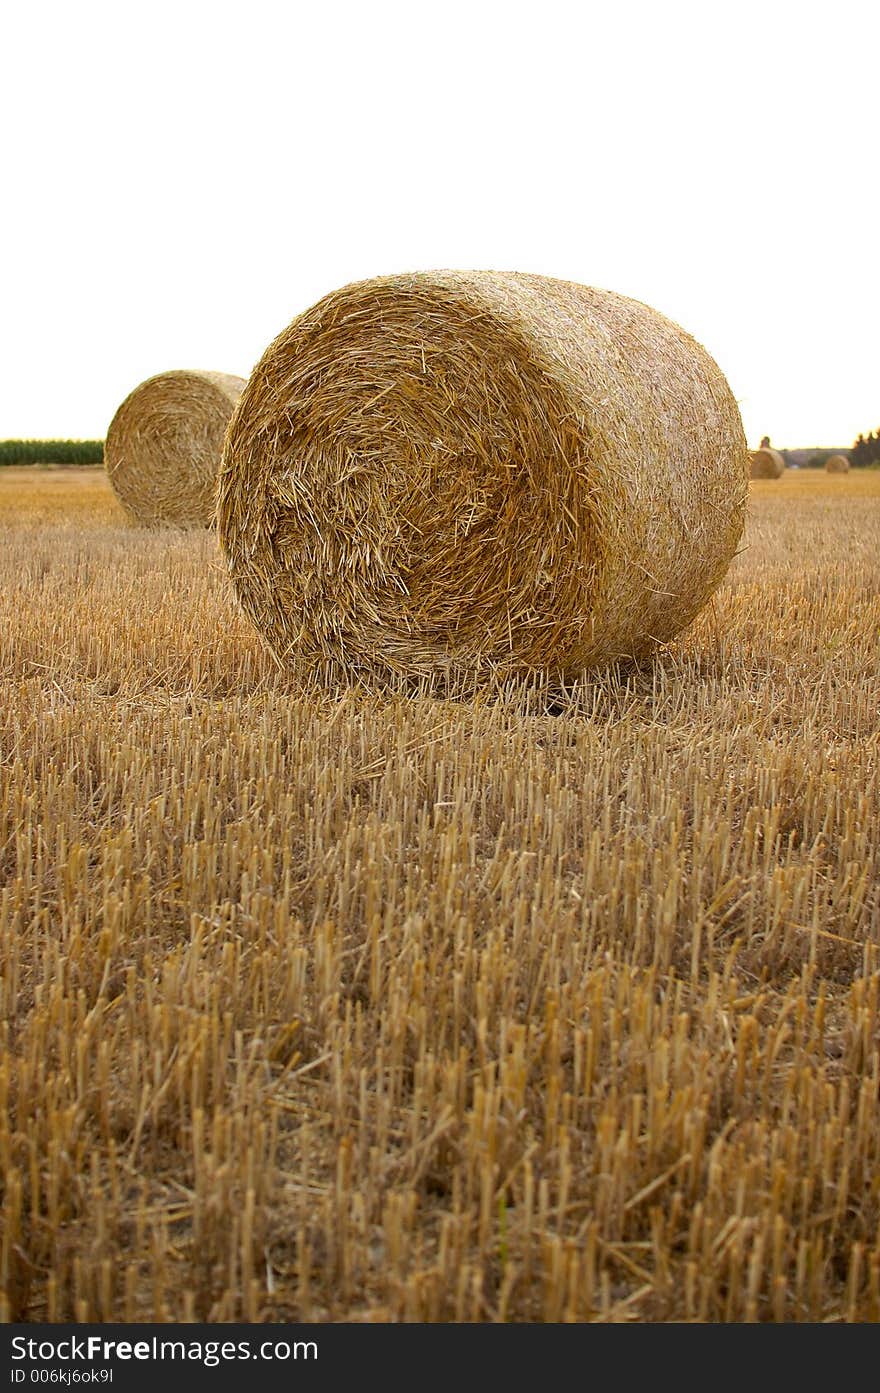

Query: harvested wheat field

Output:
[1, 466, 880, 1322]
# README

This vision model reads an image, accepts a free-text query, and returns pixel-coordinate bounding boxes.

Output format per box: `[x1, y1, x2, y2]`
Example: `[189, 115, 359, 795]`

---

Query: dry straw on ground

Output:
[750, 447, 786, 479]
[825, 454, 851, 473]
[105, 370, 246, 527]
[218, 272, 749, 685]
[2, 467, 880, 1322]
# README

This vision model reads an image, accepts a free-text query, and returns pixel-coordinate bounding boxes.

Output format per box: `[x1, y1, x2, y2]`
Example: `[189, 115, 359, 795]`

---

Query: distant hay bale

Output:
[105, 370, 246, 527]
[218, 271, 749, 684]
[825, 454, 850, 474]
[750, 447, 786, 479]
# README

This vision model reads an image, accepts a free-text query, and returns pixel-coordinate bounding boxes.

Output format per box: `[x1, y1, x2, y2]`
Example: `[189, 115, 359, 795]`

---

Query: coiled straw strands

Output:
[218, 272, 748, 685]
[750, 448, 786, 479]
[106, 370, 245, 527]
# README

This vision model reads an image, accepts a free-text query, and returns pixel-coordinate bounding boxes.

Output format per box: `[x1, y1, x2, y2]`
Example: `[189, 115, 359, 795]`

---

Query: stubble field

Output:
[1, 466, 879, 1322]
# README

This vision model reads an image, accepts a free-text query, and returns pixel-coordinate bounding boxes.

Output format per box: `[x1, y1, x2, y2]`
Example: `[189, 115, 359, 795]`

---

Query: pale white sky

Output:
[2, 0, 877, 447]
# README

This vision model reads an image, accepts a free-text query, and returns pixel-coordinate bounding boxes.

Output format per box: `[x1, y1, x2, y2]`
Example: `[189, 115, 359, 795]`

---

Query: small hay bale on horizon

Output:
[105, 370, 246, 527]
[750, 447, 786, 479]
[218, 271, 749, 686]
[825, 454, 850, 474]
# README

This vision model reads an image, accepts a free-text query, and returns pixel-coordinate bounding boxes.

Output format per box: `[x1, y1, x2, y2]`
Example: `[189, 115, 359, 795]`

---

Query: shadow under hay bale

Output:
[105, 370, 246, 527]
[749, 448, 786, 479]
[218, 272, 749, 685]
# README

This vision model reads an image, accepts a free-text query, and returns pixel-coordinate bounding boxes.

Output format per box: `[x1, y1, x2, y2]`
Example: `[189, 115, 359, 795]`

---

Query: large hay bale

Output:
[218, 272, 749, 684]
[750, 447, 786, 479]
[105, 370, 246, 527]
[825, 454, 850, 473]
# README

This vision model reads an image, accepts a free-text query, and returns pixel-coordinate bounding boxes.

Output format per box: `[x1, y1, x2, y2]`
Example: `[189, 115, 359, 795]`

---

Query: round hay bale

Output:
[218, 272, 749, 684]
[825, 454, 850, 473]
[749, 447, 786, 479]
[105, 370, 246, 527]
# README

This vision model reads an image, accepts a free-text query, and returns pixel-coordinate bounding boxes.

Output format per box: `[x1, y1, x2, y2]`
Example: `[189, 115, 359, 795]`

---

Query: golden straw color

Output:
[750, 447, 786, 479]
[105, 370, 246, 527]
[218, 272, 749, 686]
[825, 453, 851, 473]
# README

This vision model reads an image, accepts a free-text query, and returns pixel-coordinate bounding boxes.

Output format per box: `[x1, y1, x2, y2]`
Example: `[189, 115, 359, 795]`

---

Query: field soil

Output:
[1, 467, 879, 1321]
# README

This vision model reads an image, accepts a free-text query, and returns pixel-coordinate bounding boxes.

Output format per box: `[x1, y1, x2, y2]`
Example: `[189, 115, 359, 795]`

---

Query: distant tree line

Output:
[0, 439, 104, 465]
[851, 429, 880, 468]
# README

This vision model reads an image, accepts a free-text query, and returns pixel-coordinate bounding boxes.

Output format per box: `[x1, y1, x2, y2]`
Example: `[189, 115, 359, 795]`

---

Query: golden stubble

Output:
[1, 467, 879, 1321]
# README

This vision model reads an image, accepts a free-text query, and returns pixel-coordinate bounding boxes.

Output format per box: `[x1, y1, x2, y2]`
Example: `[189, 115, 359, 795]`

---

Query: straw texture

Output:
[218, 272, 749, 684]
[105, 370, 246, 527]
[825, 454, 850, 473]
[750, 447, 786, 479]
